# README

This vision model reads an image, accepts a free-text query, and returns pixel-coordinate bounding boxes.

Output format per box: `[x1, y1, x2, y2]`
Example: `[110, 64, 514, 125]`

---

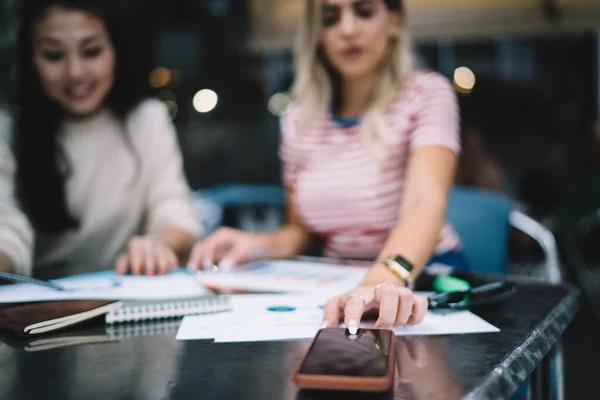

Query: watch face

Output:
[393, 256, 414, 272]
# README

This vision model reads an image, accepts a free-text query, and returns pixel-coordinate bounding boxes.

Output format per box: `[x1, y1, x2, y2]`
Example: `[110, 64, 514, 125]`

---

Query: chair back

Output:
[194, 185, 285, 234]
[197, 185, 285, 207]
[446, 187, 512, 274]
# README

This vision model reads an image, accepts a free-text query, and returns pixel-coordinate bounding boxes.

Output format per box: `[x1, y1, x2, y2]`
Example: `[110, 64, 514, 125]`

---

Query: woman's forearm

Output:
[261, 224, 313, 260]
[361, 197, 447, 286]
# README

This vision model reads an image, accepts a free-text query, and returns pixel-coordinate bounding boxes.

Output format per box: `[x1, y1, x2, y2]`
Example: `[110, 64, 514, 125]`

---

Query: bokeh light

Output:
[193, 89, 218, 113]
[163, 99, 178, 120]
[149, 67, 171, 88]
[268, 92, 292, 116]
[453, 66, 476, 95]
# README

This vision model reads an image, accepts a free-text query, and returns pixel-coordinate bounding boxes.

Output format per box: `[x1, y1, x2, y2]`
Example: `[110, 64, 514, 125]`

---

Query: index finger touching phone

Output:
[343, 289, 375, 334]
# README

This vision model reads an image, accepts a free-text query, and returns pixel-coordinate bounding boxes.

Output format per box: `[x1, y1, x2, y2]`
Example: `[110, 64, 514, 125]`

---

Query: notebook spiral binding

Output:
[105, 296, 231, 325]
[106, 319, 182, 340]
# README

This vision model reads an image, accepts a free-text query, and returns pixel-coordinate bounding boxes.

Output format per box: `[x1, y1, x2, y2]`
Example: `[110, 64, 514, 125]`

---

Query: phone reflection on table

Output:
[297, 334, 464, 400]
[296, 388, 394, 400]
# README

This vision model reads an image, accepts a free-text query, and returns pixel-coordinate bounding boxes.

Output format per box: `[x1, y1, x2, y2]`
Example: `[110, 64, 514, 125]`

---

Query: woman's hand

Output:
[187, 227, 270, 271]
[322, 283, 429, 331]
[115, 235, 178, 276]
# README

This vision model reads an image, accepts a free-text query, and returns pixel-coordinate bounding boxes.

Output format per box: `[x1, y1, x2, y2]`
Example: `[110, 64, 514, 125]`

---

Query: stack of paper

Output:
[196, 260, 367, 296]
[175, 294, 499, 343]
[0, 270, 209, 303]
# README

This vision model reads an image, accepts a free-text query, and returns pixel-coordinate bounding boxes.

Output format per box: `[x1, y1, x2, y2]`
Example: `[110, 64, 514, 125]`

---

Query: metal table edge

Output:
[463, 286, 581, 400]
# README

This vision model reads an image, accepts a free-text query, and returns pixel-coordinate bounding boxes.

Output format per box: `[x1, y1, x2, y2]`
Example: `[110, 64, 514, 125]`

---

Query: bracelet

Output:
[378, 258, 414, 287]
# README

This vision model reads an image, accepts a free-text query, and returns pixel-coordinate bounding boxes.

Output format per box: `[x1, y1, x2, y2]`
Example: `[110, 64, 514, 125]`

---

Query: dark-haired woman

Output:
[0, 0, 200, 278]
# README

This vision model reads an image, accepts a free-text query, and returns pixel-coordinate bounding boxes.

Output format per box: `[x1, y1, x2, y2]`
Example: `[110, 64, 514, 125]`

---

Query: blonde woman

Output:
[189, 0, 465, 329]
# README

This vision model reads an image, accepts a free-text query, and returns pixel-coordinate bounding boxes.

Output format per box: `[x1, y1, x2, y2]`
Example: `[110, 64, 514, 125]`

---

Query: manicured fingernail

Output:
[348, 320, 358, 335]
[149, 271, 156, 276]
[321, 321, 329, 329]
[187, 263, 197, 272]
[219, 258, 234, 272]
[202, 258, 212, 270]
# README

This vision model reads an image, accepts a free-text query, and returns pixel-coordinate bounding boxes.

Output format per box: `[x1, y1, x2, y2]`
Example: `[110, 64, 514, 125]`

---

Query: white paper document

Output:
[196, 260, 367, 296]
[175, 294, 499, 342]
[0, 270, 209, 303]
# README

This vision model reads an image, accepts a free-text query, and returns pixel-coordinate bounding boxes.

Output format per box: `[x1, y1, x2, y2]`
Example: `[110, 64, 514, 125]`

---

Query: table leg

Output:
[554, 340, 564, 400]
[529, 349, 553, 400]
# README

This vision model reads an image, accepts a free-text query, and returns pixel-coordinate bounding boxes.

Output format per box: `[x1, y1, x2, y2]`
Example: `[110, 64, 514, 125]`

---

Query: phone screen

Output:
[298, 328, 394, 377]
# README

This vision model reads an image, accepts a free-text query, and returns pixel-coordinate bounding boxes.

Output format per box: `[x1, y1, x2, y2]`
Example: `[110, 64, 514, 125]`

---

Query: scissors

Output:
[427, 281, 517, 310]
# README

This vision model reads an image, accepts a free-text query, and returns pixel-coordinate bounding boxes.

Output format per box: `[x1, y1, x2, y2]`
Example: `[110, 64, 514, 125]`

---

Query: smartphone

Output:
[292, 328, 395, 392]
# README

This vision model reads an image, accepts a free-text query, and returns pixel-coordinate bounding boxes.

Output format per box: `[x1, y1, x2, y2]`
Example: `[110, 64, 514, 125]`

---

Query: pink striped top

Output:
[280, 71, 462, 260]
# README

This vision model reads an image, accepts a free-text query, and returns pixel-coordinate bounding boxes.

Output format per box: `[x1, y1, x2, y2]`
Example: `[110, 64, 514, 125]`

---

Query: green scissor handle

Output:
[433, 275, 471, 293]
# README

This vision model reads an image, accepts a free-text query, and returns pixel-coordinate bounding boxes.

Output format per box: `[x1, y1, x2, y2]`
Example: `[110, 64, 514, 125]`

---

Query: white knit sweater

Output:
[0, 99, 201, 277]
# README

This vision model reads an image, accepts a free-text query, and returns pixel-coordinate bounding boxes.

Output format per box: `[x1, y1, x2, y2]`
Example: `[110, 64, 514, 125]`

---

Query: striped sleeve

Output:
[278, 107, 301, 189]
[408, 72, 461, 154]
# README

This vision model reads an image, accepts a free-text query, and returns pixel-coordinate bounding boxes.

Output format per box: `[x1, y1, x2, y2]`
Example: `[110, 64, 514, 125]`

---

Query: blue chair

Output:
[446, 186, 561, 282]
[193, 184, 286, 235]
[195, 185, 285, 208]
[446, 186, 563, 400]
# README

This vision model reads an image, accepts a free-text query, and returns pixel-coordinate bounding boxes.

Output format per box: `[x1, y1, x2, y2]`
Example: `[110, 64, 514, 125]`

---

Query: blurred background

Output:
[1, 0, 599, 211]
[1, 0, 600, 396]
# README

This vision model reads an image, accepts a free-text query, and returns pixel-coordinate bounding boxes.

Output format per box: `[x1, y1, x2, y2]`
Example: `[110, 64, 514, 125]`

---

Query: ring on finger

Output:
[143, 242, 154, 253]
[347, 292, 367, 306]
[375, 283, 397, 297]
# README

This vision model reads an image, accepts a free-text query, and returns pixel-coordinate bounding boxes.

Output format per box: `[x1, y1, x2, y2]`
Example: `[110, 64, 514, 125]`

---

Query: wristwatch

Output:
[378, 255, 415, 287]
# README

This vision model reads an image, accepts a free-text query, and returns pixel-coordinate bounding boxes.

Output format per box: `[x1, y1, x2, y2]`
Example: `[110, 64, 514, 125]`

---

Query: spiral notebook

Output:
[105, 295, 232, 325]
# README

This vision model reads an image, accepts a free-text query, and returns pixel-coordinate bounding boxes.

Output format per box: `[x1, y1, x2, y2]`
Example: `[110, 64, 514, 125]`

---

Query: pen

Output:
[0, 271, 67, 291]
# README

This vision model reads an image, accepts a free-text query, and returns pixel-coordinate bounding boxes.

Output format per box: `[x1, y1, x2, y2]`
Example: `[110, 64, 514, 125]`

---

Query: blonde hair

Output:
[291, 0, 416, 163]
